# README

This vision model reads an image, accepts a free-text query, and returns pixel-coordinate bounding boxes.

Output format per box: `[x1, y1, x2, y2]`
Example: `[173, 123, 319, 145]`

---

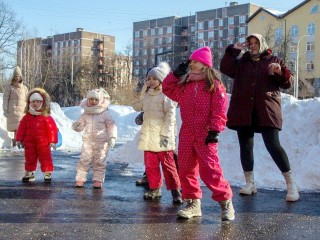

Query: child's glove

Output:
[160, 136, 169, 148]
[50, 143, 57, 150]
[108, 138, 116, 149]
[205, 131, 219, 145]
[72, 121, 82, 131]
[16, 141, 23, 149]
[173, 60, 190, 77]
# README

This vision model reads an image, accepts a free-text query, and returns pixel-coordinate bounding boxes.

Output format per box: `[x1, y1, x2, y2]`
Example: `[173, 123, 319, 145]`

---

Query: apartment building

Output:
[132, 2, 260, 91]
[17, 28, 115, 87]
[247, 0, 319, 98]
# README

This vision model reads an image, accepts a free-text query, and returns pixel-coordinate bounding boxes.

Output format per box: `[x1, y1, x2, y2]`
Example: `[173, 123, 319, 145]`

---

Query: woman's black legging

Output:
[237, 127, 291, 173]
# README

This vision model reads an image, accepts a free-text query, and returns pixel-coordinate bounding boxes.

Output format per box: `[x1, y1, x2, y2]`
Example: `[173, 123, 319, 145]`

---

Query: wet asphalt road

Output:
[0, 150, 319, 240]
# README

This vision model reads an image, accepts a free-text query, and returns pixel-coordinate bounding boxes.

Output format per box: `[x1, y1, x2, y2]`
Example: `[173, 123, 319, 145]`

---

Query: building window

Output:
[218, 41, 223, 48]
[228, 29, 234, 36]
[158, 27, 163, 35]
[191, 25, 195, 32]
[290, 44, 297, 53]
[134, 69, 139, 75]
[208, 31, 214, 39]
[239, 15, 246, 24]
[198, 32, 204, 40]
[151, 49, 155, 55]
[167, 26, 172, 34]
[167, 36, 172, 43]
[158, 38, 162, 45]
[198, 22, 204, 30]
[135, 31, 140, 38]
[307, 23, 316, 35]
[275, 28, 283, 41]
[239, 27, 246, 35]
[290, 25, 299, 37]
[151, 29, 155, 36]
[310, 5, 319, 14]
[228, 17, 234, 25]
[306, 61, 314, 71]
[209, 20, 214, 28]
[143, 59, 147, 66]
[158, 48, 163, 53]
[219, 19, 223, 27]
[143, 30, 148, 37]
[306, 41, 315, 51]
[219, 30, 223, 37]
[134, 50, 139, 56]
[143, 49, 147, 56]
[239, 37, 245, 43]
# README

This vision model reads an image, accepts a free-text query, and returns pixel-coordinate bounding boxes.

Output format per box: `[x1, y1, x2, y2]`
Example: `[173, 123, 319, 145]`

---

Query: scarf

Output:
[185, 72, 207, 82]
[28, 105, 42, 115]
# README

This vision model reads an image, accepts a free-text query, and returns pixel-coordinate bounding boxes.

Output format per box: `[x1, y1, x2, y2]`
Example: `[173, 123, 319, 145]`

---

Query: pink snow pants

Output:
[178, 140, 233, 202]
[144, 151, 181, 190]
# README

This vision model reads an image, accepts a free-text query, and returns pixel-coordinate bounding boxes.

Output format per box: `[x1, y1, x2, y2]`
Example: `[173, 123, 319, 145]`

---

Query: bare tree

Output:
[0, 1, 22, 72]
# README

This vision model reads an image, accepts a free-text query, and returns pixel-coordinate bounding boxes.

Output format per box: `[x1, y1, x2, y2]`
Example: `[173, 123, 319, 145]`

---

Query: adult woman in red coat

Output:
[16, 88, 58, 183]
[220, 33, 299, 202]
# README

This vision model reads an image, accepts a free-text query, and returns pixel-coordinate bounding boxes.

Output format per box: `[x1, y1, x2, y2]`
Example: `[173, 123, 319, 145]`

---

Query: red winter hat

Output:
[189, 46, 213, 67]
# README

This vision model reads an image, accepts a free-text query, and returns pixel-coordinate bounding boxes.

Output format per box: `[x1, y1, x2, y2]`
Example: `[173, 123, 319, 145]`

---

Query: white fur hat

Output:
[147, 62, 171, 82]
[13, 66, 22, 76]
[87, 89, 101, 99]
[29, 92, 43, 102]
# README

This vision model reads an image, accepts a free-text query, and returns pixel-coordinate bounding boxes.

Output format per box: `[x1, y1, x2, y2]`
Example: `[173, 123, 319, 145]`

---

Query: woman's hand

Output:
[268, 63, 282, 75]
[233, 42, 247, 50]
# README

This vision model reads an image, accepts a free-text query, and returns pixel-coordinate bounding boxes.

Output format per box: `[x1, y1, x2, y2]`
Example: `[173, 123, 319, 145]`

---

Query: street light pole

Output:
[295, 34, 309, 99]
[71, 56, 74, 85]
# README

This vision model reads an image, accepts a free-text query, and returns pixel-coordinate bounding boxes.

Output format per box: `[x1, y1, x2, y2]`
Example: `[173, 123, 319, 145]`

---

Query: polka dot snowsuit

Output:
[162, 72, 233, 202]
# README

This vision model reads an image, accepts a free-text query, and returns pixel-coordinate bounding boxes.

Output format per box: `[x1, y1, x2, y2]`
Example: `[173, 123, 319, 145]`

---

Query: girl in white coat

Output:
[137, 62, 181, 204]
[72, 88, 117, 189]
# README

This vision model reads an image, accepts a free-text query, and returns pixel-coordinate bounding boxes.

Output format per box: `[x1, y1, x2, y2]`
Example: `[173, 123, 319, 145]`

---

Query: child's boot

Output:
[177, 199, 202, 219]
[144, 188, 161, 200]
[136, 172, 149, 186]
[76, 181, 84, 188]
[239, 171, 257, 195]
[219, 199, 235, 221]
[44, 172, 52, 183]
[171, 189, 182, 204]
[22, 171, 35, 182]
[93, 181, 102, 189]
[282, 171, 300, 202]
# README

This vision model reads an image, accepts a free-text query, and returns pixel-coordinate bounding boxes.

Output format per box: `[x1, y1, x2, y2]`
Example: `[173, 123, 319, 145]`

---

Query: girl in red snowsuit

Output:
[162, 46, 235, 221]
[16, 88, 58, 183]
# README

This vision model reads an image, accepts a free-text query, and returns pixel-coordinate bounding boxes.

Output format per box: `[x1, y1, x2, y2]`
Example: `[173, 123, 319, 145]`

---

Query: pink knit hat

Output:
[189, 46, 213, 67]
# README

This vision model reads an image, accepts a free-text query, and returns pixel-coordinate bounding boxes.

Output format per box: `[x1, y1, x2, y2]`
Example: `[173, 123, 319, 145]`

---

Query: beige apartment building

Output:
[247, 0, 320, 98]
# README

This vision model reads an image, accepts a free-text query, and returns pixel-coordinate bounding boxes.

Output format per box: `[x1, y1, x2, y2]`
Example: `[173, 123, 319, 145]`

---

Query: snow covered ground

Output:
[0, 93, 319, 192]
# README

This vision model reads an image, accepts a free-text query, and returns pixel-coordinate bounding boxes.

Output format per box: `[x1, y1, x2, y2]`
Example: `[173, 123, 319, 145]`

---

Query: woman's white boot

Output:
[239, 171, 257, 195]
[282, 171, 300, 202]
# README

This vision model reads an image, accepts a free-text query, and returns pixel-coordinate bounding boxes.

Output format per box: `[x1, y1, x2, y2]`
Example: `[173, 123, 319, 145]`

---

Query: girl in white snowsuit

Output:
[72, 88, 117, 188]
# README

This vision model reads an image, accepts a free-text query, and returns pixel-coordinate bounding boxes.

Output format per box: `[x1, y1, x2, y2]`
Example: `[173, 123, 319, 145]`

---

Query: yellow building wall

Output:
[248, 0, 320, 98]
[285, 0, 320, 82]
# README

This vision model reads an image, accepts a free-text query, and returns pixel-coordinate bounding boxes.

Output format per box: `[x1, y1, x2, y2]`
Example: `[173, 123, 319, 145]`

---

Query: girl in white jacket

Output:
[137, 62, 181, 204]
[72, 88, 117, 189]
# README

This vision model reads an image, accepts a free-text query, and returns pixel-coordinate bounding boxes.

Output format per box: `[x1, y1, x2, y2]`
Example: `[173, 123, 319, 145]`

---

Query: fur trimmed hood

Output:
[25, 88, 51, 116]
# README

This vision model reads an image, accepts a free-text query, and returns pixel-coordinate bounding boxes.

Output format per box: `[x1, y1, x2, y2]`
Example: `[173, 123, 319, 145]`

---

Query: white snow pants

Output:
[76, 140, 109, 182]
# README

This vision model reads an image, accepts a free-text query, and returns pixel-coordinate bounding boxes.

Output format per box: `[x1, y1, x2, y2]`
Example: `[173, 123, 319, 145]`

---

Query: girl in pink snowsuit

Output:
[72, 88, 117, 189]
[162, 46, 235, 221]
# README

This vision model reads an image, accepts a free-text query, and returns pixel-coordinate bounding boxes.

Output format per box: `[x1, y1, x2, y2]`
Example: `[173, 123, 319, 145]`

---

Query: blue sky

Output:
[5, 0, 304, 53]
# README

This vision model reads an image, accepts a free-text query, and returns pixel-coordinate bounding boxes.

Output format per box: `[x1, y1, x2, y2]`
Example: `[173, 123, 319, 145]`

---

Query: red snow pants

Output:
[144, 151, 181, 190]
[24, 142, 54, 172]
[178, 140, 232, 202]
